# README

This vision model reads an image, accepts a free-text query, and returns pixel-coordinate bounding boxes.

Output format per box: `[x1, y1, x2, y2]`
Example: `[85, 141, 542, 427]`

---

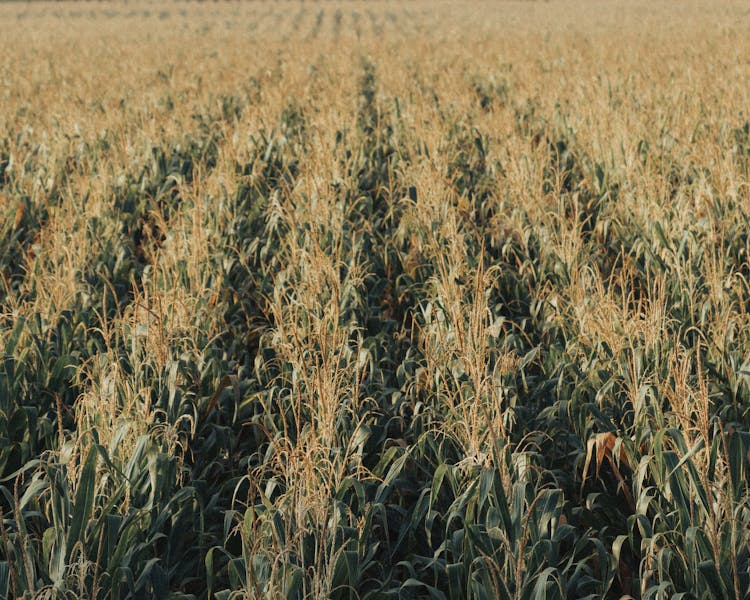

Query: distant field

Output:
[3, 1, 750, 598]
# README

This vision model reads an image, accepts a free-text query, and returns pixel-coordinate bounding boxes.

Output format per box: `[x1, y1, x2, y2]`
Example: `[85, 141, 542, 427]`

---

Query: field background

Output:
[3, 1, 750, 598]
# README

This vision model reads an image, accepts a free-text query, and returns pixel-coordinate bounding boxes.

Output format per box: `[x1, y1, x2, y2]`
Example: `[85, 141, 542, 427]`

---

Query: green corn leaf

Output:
[66, 446, 98, 560]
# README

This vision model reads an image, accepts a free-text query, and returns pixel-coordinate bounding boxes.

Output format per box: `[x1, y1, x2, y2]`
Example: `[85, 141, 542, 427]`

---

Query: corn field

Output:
[2, 1, 750, 598]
